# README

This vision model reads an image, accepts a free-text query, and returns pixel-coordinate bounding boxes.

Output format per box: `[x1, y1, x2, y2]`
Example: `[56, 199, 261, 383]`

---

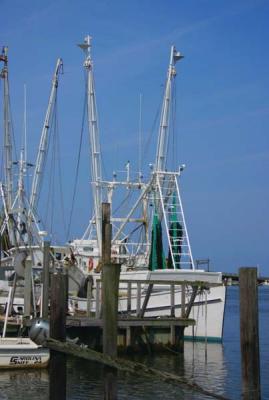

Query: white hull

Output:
[70, 269, 226, 342]
[0, 338, 49, 369]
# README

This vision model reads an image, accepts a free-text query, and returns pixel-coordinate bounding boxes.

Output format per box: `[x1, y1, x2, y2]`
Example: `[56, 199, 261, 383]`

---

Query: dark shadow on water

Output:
[49, 351, 66, 400]
[103, 366, 117, 400]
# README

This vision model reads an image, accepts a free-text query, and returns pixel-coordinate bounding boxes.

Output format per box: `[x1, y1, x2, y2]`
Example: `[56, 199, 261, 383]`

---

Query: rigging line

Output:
[55, 100, 67, 240]
[66, 79, 87, 241]
[35, 92, 57, 211]
[142, 84, 165, 164]
[172, 80, 177, 169]
[112, 187, 133, 215]
[44, 99, 57, 228]
[0, 79, 3, 180]
[8, 88, 18, 163]
[49, 101, 58, 236]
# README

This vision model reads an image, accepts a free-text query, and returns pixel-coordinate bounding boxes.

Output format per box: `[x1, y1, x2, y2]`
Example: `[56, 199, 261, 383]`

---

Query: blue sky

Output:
[1, 0, 269, 274]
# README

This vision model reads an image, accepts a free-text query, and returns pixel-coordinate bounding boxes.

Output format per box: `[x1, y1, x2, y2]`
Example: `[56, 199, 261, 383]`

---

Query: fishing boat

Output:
[0, 337, 49, 369]
[69, 36, 226, 342]
[0, 46, 85, 315]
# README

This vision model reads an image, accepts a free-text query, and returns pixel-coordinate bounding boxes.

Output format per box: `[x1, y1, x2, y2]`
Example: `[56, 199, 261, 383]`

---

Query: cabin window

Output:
[83, 246, 93, 252]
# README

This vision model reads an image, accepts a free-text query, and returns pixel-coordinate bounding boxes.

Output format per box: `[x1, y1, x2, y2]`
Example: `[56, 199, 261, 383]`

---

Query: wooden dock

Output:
[66, 315, 195, 349]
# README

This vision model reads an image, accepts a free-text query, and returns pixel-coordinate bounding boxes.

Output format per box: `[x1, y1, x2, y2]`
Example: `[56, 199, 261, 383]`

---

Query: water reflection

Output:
[0, 342, 228, 400]
[0, 368, 49, 400]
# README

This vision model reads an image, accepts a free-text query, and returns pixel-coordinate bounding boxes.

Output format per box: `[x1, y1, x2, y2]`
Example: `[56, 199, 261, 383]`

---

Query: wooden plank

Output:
[239, 267, 260, 400]
[138, 283, 153, 318]
[136, 282, 141, 316]
[170, 284, 175, 317]
[185, 286, 198, 318]
[66, 317, 195, 328]
[45, 338, 229, 400]
[127, 281, 132, 313]
[181, 284, 186, 318]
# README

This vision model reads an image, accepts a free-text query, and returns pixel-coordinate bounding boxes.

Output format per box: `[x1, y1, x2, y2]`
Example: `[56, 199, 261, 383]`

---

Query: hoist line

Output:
[55, 108, 67, 241]
[171, 79, 177, 171]
[34, 91, 58, 213]
[44, 96, 58, 230]
[142, 84, 165, 169]
[66, 79, 87, 241]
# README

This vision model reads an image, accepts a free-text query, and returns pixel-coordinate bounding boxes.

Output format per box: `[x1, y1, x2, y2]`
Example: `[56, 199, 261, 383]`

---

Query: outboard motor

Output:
[29, 319, 50, 345]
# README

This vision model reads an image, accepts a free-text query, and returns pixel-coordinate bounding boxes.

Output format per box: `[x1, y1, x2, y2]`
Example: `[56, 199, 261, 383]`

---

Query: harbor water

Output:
[0, 286, 268, 400]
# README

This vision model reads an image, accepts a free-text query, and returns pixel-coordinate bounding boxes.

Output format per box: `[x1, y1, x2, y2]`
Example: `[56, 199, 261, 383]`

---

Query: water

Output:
[0, 286, 268, 400]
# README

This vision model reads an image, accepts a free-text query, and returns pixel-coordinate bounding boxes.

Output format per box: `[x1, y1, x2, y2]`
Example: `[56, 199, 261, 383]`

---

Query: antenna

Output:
[138, 93, 143, 181]
[23, 84, 27, 163]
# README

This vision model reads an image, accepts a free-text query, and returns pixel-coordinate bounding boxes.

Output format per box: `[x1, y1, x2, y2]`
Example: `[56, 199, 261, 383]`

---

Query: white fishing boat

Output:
[69, 36, 227, 342]
[0, 47, 84, 316]
[0, 337, 49, 369]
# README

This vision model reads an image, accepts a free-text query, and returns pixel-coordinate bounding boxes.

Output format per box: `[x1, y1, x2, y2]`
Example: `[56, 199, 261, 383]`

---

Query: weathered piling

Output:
[49, 272, 68, 400]
[101, 202, 121, 399]
[239, 267, 261, 400]
[101, 202, 121, 357]
[41, 240, 50, 319]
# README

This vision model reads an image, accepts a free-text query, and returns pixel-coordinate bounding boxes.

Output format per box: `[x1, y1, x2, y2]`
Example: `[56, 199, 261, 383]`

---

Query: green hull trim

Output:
[184, 335, 222, 343]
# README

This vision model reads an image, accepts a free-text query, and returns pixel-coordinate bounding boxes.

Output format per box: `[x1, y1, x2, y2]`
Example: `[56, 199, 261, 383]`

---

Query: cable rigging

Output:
[66, 80, 87, 241]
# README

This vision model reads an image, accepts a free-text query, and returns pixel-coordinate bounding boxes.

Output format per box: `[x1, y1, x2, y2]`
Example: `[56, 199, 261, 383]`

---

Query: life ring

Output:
[88, 257, 94, 272]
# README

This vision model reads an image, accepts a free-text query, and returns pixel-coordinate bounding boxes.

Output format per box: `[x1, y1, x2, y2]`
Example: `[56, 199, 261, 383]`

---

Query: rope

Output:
[142, 85, 164, 166]
[55, 103, 67, 239]
[66, 80, 87, 241]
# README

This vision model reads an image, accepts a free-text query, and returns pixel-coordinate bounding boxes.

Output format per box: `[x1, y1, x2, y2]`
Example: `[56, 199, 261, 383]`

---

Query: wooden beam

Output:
[44, 338, 229, 400]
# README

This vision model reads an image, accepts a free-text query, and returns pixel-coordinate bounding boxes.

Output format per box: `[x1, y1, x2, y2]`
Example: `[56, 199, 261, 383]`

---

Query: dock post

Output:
[49, 271, 68, 400]
[101, 203, 120, 400]
[239, 267, 261, 400]
[42, 240, 50, 319]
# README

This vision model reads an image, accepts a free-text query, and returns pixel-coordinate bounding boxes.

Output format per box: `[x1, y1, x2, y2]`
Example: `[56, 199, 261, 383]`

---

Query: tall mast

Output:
[29, 58, 63, 216]
[78, 36, 102, 255]
[155, 46, 183, 172]
[0, 46, 13, 211]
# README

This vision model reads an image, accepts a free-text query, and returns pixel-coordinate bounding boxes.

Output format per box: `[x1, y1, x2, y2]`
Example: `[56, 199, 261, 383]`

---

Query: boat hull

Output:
[0, 338, 49, 369]
[70, 269, 226, 342]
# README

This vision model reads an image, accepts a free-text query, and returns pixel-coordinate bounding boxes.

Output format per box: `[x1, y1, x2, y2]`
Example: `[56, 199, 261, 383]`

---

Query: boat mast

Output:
[29, 58, 63, 217]
[0, 46, 13, 212]
[78, 36, 102, 255]
[155, 46, 183, 173]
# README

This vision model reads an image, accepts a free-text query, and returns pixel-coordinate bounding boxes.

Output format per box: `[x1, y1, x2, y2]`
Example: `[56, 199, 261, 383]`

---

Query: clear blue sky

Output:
[1, 0, 269, 274]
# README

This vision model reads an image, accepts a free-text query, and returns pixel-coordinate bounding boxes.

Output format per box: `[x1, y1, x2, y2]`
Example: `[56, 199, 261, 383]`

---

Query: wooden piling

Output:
[50, 272, 68, 341]
[49, 272, 68, 400]
[239, 267, 261, 400]
[102, 262, 121, 357]
[101, 203, 120, 399]
[101, 202, 121, 358]
[41, 240, 50, 319]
